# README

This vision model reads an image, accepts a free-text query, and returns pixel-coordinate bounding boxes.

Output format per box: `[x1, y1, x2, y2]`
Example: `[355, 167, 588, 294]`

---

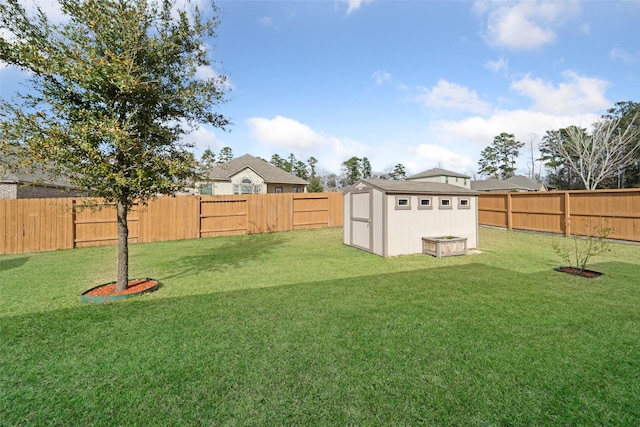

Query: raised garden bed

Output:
[422, 236, 468, 258]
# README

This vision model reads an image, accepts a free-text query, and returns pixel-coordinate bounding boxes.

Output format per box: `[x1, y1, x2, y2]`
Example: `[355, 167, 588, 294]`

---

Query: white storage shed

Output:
[343, 179, 479, 257]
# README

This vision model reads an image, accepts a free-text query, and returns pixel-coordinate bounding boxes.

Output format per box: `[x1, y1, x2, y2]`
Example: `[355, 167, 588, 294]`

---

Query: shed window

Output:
[439, 197, 452, 210]
[458, 198, 471, 209]
[418, 197, 433, 210]
[395, 196, 411, 210]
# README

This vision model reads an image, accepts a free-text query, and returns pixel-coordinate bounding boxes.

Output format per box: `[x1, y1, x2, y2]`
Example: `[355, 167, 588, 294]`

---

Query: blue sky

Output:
[2, 0, 640, 178]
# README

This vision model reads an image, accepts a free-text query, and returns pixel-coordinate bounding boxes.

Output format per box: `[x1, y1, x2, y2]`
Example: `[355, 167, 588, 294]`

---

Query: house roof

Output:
[471, 176, 545, 192]
[0, 155, 76, 188]
[206, 154, 309, 185]
[345, 178, 478, 195]
[407, 167, 471, 180]
[504, 175, 546, 190]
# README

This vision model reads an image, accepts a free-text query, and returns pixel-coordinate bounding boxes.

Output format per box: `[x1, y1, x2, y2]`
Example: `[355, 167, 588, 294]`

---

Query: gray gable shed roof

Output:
[207, 154, 309, 185]
[407, 167, 471, 180]
[346, 179, 478, 195]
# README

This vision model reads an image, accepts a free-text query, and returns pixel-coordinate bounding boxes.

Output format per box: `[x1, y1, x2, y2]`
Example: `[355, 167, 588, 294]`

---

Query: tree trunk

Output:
[116, 200, 129, 292]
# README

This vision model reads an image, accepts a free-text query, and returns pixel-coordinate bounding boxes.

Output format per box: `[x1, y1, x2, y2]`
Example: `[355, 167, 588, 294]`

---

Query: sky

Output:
[1, 0, 640, 179]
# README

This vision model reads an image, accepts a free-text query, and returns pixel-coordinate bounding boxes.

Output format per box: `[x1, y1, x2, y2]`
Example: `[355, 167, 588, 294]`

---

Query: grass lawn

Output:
[1, 226, 639, 425]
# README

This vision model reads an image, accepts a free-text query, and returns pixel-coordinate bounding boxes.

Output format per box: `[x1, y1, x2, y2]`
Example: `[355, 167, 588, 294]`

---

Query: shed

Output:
[343, 179, 479, 257]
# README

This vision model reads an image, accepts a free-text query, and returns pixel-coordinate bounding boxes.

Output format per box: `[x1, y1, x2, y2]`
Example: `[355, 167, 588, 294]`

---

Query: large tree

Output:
[604, 101, 640, 187]
[539, 128, 584, 190]
[0, 0, 230, 291]
[478, 132, 523, 179]
[551, 117, 640, 190]
[340, 156, 371, 187]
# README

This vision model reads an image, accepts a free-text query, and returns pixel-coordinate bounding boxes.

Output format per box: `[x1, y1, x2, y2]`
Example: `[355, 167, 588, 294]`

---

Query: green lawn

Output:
[1, 227, 639, 425]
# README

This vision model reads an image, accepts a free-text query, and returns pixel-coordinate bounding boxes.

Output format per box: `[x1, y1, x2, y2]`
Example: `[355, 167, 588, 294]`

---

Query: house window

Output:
[253, 185, 261, 194]
[395, 196, 411, 210]
[418, 197, 433, 210]
[275, 187, 283, 193]
[445, 176, 449, 184]
[233, 184, 240, 194]
[200, 183, 212, 195]
[458, 198, 471, 209]
[241, 178, 253, 194]
[292, 187, 303, 193]
[439, 197, 452, 210]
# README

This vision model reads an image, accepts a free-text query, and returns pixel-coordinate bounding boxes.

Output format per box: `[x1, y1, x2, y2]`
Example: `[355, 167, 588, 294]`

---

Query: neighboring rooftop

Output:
[206, 154, 309, 185]
[407, 167, 471, 180]
[471, 176, 547, 192]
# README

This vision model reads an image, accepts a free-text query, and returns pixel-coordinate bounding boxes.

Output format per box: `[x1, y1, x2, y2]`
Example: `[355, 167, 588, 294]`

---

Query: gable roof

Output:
[471, 176, 546, 192]
[345, 178, 478, 195]
[504, 175, 546, 191]
[0, 155, 76, 188]
[206, 154, 309, 185]
[407, 167, 471, 180]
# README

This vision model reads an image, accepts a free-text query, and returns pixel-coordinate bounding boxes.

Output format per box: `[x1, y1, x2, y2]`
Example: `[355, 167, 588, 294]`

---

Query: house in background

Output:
[471, 175, 547, 192]
[0, 158, 87, 200]
[406, 167, 471, 189]
[201, 153, 309, 195]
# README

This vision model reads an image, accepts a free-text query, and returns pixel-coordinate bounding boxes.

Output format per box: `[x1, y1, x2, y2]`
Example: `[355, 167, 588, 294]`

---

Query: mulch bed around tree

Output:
[83, 279, 159, 297]
[555, 267, 602, 279]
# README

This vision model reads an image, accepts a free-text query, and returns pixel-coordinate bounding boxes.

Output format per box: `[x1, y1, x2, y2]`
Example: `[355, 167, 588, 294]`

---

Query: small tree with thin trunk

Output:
[0, 0, 230, 292]
[560, 117, 640, 190]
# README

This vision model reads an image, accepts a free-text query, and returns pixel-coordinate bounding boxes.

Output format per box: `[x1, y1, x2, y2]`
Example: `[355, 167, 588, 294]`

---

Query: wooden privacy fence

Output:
[478, 189, 640, 242]
[0, 192, 343, 255]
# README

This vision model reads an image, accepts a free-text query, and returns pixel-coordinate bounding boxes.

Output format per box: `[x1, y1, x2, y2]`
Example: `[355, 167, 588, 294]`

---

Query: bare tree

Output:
[557, 117, 640, 190]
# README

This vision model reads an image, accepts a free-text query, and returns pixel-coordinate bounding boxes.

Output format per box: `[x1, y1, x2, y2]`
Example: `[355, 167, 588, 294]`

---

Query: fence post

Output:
[564, 191, 571, 237]
[506, 193, 513, 230]
[71, 199, 77, 249]
[197, 195, 202, 239]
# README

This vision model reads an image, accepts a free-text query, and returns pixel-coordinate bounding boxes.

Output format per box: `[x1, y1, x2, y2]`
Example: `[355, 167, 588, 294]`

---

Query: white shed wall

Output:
[384, 195, 477, 257]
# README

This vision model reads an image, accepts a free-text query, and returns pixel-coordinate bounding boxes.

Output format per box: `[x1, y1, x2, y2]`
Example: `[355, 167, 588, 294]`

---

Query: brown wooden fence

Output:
[478, 189, 640, 242]
[0, 192, 343, 255]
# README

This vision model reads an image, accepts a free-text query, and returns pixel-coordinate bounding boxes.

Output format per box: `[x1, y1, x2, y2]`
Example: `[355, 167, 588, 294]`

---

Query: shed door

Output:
[350, 189, 373, 252]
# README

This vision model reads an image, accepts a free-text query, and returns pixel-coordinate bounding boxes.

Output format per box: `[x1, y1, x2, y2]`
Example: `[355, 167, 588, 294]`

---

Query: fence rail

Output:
[0, 192, 343, 255]
[477, 189, 640, 242]
[3, 189, 639, 255]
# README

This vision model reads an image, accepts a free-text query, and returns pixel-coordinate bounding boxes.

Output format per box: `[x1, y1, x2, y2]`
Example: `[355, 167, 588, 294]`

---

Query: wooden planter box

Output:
[422, 236, 467, 258]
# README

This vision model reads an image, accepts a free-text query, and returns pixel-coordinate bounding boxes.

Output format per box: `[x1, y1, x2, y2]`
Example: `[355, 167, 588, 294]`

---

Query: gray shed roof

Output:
[206, 154, 309, 185]
[346, 178, 478, 195]
[407, 167, 471, 180]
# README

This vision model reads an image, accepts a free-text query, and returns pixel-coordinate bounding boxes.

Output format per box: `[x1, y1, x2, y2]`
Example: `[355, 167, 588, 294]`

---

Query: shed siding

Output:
[384, 195, 477, 257]
[372, 188, 385, 256]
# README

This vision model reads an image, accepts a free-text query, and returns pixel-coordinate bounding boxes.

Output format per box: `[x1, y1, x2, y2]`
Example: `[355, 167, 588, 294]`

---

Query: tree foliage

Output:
[477, 132, 523, 179]
[340, 156, 371, 187]
[0, 0, 230, 291]
[388, 163, 407, 180]
[550, 117, 640, 190]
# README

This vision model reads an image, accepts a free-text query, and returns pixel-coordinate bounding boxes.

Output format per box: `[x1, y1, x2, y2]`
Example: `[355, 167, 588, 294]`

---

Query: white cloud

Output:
[372, 70, 391, 86]
[246, 116, 367, 171]
[407, 144, 474, 173]
[184, 125, 222, 152]
[475, 0, 580, 50]
[416, 79, 492, 115]
[610, 47, 636, 64]
[510, 71, 610, 115]
[258, 16, 276, 28]
[484, 57, 509, 74]
[341, 0, 373, 15]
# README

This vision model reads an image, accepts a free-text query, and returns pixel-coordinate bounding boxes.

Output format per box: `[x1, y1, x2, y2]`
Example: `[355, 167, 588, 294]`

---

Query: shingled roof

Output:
[206, 154, 309, 185]
[346, 178, 478, 195]
[407, 167, 471, 180]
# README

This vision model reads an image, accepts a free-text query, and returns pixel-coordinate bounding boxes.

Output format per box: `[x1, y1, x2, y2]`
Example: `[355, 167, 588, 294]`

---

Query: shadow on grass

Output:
[156, 232, 289, 281]
[0, 256, 29, 273]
